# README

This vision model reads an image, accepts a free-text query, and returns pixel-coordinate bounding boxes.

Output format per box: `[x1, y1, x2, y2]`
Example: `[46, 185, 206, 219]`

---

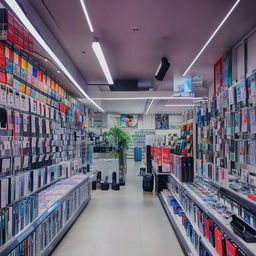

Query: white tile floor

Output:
[52, 160, 184, 256]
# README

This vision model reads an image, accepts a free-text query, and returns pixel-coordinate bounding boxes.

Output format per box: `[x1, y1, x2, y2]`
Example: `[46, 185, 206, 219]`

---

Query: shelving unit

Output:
[0, 173, 94, 256]
[166, 183, 217, 256]
[197, 174, 256, 216]
[158, 192, 197, 256]
[40, 197, 90, 256]
[168, 173, 256, 256]
[0, 13, 96, 255]
[1, 176, 63, 210]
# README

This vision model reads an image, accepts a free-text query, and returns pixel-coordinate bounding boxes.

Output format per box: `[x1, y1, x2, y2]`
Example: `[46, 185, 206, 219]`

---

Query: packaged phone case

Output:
[249, 107, 256, 133]
[204, 218, 211, 241]
[239, 140, 246, 164]
[0, 108, 7, 130]
[241, 108, 248, 132]
[235, 111, 241, 134]
[214, 227, 224, 256]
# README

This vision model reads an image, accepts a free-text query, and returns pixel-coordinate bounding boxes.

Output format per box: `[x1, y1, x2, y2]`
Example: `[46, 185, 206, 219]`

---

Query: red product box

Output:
[157, 147, 163, 166]
[18, 55, 22, 67]
[214, 228, 224, 256]
[248, 193, 256, 202]
[28, 42, 33, 53]
[23, 28, 29, 41]
[0, 56, 6, 70]
[13, 33, 18, 45]
[60, 103, 66, 114]
[7, 30, 14, 43]
[28, 35, 33, 52]
[0, 42, 5, 56]
[225, 240, 236, 256]
[17, 36, 23, 48]
[18, 23, 23, 35]
[204, 218, 211, 241]
[8, 23, 14, 34]
[13, 18, 18, 31]
[37, 70, 42, 81]
[5, 46, 13, 61]
[162, 147, 170, 173]
[0, 71, 6, 84]
[182, 215, 186, 225]
[23, 40, 29, 51]
[7, 11, 14, 25]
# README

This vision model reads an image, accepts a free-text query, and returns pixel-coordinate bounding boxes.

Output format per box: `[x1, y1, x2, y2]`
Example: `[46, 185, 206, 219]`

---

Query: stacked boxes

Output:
[151, 146, 171, 173]
[0, 9, 33, 52]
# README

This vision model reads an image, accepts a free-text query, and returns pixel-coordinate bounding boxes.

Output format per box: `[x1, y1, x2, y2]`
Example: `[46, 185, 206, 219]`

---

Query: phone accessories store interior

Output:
[0, 0, 256, 256]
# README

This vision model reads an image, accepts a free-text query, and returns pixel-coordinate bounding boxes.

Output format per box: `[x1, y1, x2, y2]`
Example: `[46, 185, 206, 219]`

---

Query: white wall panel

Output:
[247, 32, 256, 76]
[236, 43, 245, 80]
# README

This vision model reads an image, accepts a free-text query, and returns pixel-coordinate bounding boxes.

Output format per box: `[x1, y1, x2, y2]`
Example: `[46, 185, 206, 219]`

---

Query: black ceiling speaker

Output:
[155, 57, 170, 81]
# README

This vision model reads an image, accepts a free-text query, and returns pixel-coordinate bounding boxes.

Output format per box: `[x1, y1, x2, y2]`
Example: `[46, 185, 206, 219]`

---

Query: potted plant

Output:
[103, 126, 131, 185]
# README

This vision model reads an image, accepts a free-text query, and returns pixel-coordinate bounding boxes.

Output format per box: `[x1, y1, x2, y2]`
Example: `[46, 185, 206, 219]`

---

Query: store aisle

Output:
[52, 160, 184, 256]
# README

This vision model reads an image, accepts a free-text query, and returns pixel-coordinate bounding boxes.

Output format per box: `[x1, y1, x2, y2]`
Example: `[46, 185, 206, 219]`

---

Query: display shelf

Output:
[158, 192, 197, 256]
[197, 174, 256, 216]
[0, 173, 94, 256]
[170, 172, 183, 186]
[219, 186, 256, 215]
[1, 176, 63, 210]
[170, 173, 256, 256]
[166, 183, 217, 256]
[40, 197, 90, 256]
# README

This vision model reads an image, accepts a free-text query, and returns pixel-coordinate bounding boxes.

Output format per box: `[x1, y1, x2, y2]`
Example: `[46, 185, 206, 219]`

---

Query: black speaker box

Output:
[155, 57, 170, 81]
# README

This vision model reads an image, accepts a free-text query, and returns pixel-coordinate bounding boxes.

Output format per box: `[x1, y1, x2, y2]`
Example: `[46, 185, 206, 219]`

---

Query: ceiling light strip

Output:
[92, 42, 113, 85]
[5, 0, 104, 112]
[183, 0, 241, 76]
[146, 99, 154, 114]
[91, 96, 206, 101]
[80, 0, 94, 32]
[165, 104, 195, 107]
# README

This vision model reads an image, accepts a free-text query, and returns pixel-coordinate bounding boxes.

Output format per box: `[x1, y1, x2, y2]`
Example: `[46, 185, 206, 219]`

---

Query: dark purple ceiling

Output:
[21, 0, 256, 113]
[27, 0, 256, 89]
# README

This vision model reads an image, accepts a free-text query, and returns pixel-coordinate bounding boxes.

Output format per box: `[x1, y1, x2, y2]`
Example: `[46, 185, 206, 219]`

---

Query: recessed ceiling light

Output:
[80, 0, 94, 33]
[132, 26, 140, 32]
[5, 0, 104, 112]
[92, 41, 113, 84]
[183, 0, 241, 76]
[44, 58, 48, 62]
[57, 70, 61, 73]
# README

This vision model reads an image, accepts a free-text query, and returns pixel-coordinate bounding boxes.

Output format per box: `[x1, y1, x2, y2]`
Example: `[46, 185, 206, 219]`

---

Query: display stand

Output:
[157, 105, 256, 256]
[152, 168, 169, 192]
[0, 173, 94, 256]
[158, 192, 196, 256]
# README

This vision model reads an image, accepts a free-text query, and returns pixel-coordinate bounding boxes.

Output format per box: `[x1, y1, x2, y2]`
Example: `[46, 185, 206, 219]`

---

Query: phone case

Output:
[214, 227, 223, 255]
[204, 218, 211, 241]
[0, 108, 7, 130]
[225, 240, 236, 256]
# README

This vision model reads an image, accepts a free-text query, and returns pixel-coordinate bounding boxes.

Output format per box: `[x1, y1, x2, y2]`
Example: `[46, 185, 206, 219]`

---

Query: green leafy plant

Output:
[103, 126, 130, 184]
[103, 126, 131, 153]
